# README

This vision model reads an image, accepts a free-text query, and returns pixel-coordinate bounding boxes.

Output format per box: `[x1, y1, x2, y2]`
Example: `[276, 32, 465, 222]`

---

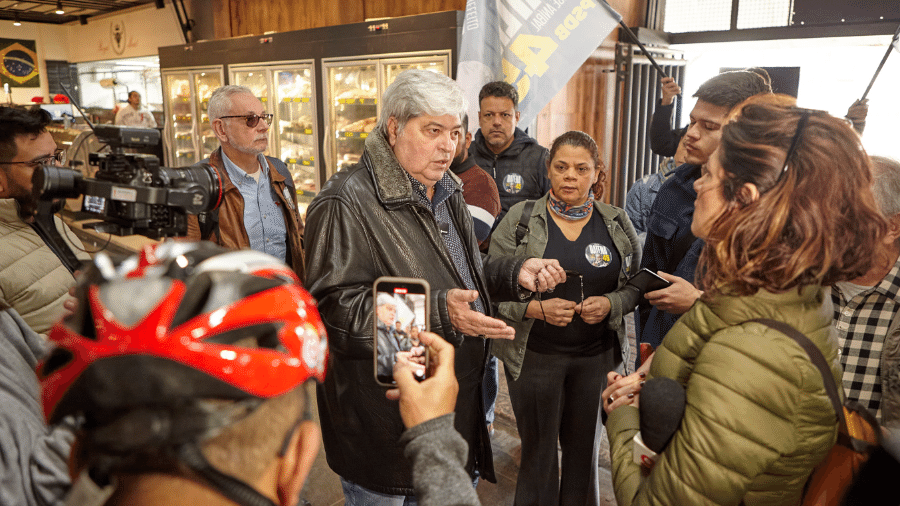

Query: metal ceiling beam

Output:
[0, 0, 157, 24]
[669, 20, 900, 44]
[3, 0, 151, 9]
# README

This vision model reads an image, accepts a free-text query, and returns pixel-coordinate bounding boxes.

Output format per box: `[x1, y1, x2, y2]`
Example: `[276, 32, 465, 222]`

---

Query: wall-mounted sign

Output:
[111, 20, 127, 55]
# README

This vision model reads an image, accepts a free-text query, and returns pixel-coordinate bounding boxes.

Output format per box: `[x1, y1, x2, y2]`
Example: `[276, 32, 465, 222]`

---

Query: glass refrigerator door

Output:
[382, 57, 449, 88]
[231, 68, 273, 158]
[231, 69, 270, 102]
[326, 63, 377, 174]
[274, 66, 318, 213]
[193, 71, 223, 160]
[166, 72, 196, 166]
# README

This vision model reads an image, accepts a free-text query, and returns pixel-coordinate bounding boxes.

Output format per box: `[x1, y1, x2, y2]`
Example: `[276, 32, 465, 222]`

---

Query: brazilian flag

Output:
[1, 39, 39, 88]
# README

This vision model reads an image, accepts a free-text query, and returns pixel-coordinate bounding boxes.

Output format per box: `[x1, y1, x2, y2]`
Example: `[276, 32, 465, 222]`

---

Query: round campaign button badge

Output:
[585, 243, 611, 268]
[503, 173, 524, 194]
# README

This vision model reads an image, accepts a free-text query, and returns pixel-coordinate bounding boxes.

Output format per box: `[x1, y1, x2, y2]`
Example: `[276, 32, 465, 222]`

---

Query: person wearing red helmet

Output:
[38, 241, 483, 506]
[39, 241, 327, 506]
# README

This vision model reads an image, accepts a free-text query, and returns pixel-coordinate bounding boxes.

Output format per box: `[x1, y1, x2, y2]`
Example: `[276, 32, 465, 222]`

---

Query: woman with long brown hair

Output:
[603, 94, 888, 505]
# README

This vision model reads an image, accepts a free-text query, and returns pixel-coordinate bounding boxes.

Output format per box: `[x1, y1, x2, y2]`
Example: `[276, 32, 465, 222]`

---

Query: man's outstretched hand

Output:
[447, 289, 515, 339]
[518, 258, 566, 293]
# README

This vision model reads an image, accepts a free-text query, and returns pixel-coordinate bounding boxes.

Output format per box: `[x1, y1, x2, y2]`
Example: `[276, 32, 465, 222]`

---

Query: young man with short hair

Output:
[636, 71, 772, 352]
[468, 81, 550, 224]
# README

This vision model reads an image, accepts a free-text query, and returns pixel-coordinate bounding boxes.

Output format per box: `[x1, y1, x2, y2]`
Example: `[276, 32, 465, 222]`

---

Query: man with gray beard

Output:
[185, 85, 306, 280]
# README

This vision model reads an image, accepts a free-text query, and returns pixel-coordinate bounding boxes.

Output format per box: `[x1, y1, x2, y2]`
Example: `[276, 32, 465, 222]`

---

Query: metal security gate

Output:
[610, 43, 686, 207]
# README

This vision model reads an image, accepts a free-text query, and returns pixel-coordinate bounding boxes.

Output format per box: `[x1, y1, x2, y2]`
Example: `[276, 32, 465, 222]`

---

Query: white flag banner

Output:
[893, 34, 900, 54]
[457, 0, 621, 130]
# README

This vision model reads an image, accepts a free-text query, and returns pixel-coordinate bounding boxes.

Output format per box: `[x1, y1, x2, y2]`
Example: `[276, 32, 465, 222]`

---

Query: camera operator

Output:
[185, 85, 306, 282]
[0, 106, 90, 336]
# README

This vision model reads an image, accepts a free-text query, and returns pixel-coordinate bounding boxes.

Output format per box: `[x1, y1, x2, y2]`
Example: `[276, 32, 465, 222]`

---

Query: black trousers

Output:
[506, 345, 619, 506]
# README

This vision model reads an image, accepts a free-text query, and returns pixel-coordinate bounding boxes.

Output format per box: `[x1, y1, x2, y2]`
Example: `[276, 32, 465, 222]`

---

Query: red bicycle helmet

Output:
[38, 240, 328, 425]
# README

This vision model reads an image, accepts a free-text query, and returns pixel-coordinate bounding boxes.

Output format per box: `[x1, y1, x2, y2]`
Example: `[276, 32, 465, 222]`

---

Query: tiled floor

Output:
[299, 361, 618, 506]
[476, 373, 618, 506]
[301, 313, 634, 505]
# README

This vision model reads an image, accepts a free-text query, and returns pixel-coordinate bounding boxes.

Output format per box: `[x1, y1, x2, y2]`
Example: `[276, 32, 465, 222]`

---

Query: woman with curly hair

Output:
[490, 130, 640, 505]
[603, 94, 888, 505]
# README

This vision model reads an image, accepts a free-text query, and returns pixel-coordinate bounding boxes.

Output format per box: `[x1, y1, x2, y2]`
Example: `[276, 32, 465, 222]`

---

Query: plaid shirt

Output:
[831, 256, 900, 421]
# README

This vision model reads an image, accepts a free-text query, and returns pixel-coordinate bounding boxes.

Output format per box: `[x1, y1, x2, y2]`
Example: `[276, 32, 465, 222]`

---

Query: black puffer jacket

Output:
[304, 130, 527, 495]
[469, 127, 550, 223]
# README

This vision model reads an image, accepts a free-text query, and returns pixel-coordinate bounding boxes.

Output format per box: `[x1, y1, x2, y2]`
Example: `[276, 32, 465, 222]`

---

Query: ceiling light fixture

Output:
[55, 1, 65, 15]
[13, 12, 22, 26]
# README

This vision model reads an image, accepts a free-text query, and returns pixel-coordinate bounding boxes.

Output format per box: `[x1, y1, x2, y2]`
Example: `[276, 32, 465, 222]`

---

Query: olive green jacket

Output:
[488, 195, 641, 379]
[607, 286, 842, 506]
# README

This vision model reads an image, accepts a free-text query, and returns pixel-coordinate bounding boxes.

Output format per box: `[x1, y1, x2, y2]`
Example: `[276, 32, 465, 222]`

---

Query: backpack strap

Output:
[197, 156, 293, 245]
[746, 318, 846, 429]
[198, 208, 221, 244]
[266, 156, 296, 194]
[515, 200, 536, 248]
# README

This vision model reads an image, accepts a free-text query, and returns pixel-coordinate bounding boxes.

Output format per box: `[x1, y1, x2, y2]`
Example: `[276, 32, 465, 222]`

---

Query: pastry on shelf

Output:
[341, 116, 377, 133]
[336, 88, 376, 100]
[280, 117, 313, 133]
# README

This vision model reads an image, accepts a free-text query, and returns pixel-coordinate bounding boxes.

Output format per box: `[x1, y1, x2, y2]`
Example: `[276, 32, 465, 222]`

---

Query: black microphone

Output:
[638, 377, 686, 454]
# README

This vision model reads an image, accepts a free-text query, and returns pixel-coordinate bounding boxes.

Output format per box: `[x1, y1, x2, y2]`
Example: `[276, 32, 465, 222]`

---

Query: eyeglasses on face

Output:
[219, 113, 273, 128]
[0, 149, 66, 168]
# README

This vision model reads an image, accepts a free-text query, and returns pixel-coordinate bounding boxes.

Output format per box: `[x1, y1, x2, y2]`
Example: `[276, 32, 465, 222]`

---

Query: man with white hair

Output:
[375, 293, 401, 375]
[304, 69, 565, 504]
[185, 85, 306, 281]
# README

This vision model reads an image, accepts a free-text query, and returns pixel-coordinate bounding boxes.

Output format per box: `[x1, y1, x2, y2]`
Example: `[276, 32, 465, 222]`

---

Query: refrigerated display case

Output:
[323, 53, 449, 176]
[231, 68, 269, 101]
[159, 11, 463, 204]
[326, 62, 376, 172]
[161, 66, 223, 167]
[231, 62, 320, 210]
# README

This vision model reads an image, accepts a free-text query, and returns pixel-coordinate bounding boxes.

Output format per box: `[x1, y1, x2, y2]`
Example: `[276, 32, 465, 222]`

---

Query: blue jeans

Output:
[340, 478, 419, 506]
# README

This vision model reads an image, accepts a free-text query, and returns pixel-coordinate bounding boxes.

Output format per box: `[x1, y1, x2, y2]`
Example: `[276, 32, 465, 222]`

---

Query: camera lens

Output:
[156, 163, 222, 215]
[32, 165, 82, 202]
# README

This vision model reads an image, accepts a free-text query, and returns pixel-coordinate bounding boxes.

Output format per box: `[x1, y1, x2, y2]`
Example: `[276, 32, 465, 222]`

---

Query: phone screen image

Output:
[373, 277, 430, 386]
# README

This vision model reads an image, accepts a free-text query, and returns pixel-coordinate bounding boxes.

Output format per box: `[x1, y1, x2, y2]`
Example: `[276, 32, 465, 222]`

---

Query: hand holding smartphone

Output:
[373, 277, 431, 387]
[385, 330, 458, 429]
[626, 268, 672, 295]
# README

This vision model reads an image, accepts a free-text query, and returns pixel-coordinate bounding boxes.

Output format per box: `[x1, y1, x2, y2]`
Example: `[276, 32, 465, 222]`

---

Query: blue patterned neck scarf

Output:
[548, 190, 594, 221]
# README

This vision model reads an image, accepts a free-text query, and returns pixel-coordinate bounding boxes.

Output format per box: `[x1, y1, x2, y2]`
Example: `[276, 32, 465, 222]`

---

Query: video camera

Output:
[32, 124, 222, 239]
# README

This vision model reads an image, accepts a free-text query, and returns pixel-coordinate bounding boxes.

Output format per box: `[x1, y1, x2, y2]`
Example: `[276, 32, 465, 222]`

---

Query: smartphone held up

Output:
[373, 277, 431, 387]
